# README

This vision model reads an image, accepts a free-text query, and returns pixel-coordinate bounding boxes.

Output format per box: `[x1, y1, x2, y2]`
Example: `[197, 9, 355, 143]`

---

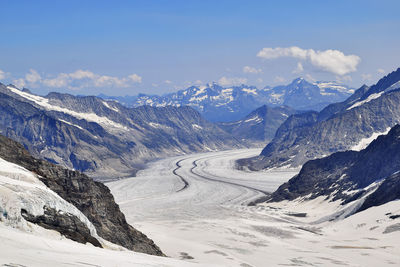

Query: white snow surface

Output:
[0, 157, 97, 234]
[347, 92, 384, 110]
[58, 119, 84, 130]
[0, 156, 211, 267]
[108, 149, 400, 266]
[189, 94, 208, 102]
[351, 127, 391, 151]
[191, 124, 203, 130]
[0, 224, 205, 267]
[102, 100, 119, 112]
[244, 115, 262, 123]
[241, 88, 258, 95]
[0, 148, 399, 266]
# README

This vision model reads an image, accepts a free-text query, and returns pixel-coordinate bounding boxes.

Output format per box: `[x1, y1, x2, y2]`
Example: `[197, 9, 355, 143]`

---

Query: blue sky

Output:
[0, 0, 399, 96]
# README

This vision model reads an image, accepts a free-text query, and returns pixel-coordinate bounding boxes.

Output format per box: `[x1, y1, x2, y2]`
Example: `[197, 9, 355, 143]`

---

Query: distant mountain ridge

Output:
[239, 68, 400, 171]
[0, 83, 243, 179]
[218, 105, 299, 145]
[99, 79, 353, 122]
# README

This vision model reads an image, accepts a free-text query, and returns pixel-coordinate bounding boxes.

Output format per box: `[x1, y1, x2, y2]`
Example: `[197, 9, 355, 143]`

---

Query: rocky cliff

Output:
[0, 134, 163, 255]
[268, 124, 400, 214]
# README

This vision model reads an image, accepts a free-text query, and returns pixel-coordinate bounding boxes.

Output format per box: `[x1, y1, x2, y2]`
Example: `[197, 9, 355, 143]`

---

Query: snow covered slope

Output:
[0, 156, 103, 245]
[108, 149, 400, 267]
[0, 134, 163, 254]
[0, 153, 207, 266]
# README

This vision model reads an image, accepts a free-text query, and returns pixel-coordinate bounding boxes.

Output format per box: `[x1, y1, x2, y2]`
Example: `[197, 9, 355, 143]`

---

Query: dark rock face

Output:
[268, 125, 400, 213]
[21, 206, 102, 248]
[243, 68, 400, 170]
[0, 84, 243, 179]
[358, 173, 400, 212]
[0, 134, 163, 256]
[218, 105, 298, 145]
[100, 79, 352, 122]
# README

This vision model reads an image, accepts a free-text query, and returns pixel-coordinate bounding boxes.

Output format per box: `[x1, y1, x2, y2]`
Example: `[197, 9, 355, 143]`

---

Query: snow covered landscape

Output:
[1, 2, 400, 266]
[108, 149, 400, 267]
[2, 148, 398, 266]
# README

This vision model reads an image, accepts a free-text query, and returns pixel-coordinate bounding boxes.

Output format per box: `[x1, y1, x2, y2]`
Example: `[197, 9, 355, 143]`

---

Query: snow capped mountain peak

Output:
[99, 79, 352, 122]
[292, 77, 305, 84]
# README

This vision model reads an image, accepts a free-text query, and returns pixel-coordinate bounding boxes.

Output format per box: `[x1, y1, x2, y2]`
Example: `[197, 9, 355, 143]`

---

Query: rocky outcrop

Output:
[268, 124, 400, 213]
[0, 134, 164, 256]
[358, 172, 400, 212]
[21, 206, 102, 248]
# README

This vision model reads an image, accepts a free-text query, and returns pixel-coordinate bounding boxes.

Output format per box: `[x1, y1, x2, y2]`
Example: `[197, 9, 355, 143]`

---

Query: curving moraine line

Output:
[173, 159, 189, 192]
[190, 159, 270, 195]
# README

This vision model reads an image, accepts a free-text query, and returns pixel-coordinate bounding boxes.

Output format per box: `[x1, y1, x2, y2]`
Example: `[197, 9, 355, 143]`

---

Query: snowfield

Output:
[0, 156, 212, 267]
[1, 149, 399, 266]
[108, 149, 400, 267]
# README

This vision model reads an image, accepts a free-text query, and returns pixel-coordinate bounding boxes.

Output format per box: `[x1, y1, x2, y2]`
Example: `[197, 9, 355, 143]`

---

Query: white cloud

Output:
[0, 69, 8, 80]
[274, 76, 286, 83]
[292, 62, 304, 74]
[93, 75, 127, 87]
[257, 46, 361, 76]
[68, 70, 96, 80]
[218, 76, 247, 86]
[25, 69, 42, 83]
[256, 78, 263, 83]
[337, 75, 353, 83]
[128, 74, 142, 83]
[305, 74, 316, 82]
[243, 66, 262, 74]
[43, 74, 69, 88]
[377, 68, 385, 74]
[15, 69, 142, 90]
[13, 69, 42, 87]
[164, 80, 172, 84]
[193, 80, 203, 85]
[361, 73, 372, 81]
[12, 78, 26, 88]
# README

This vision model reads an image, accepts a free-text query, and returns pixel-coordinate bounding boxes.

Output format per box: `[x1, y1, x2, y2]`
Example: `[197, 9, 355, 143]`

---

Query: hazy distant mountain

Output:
[0, 83, 243, 179]
[239, 68, 400, 170]
[218, 105, 299, 145]
[99, 79, 353, 122]
[269, 124, 400, 215]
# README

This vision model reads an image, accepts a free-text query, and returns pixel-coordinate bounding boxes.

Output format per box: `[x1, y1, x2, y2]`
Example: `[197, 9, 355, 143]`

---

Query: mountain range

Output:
[0, 83, 243, 179]
[99, 78, 353, 122]
[218, 105, 299, 145]
[239, 68, 400, 171]
[268, 123, 400, 217]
